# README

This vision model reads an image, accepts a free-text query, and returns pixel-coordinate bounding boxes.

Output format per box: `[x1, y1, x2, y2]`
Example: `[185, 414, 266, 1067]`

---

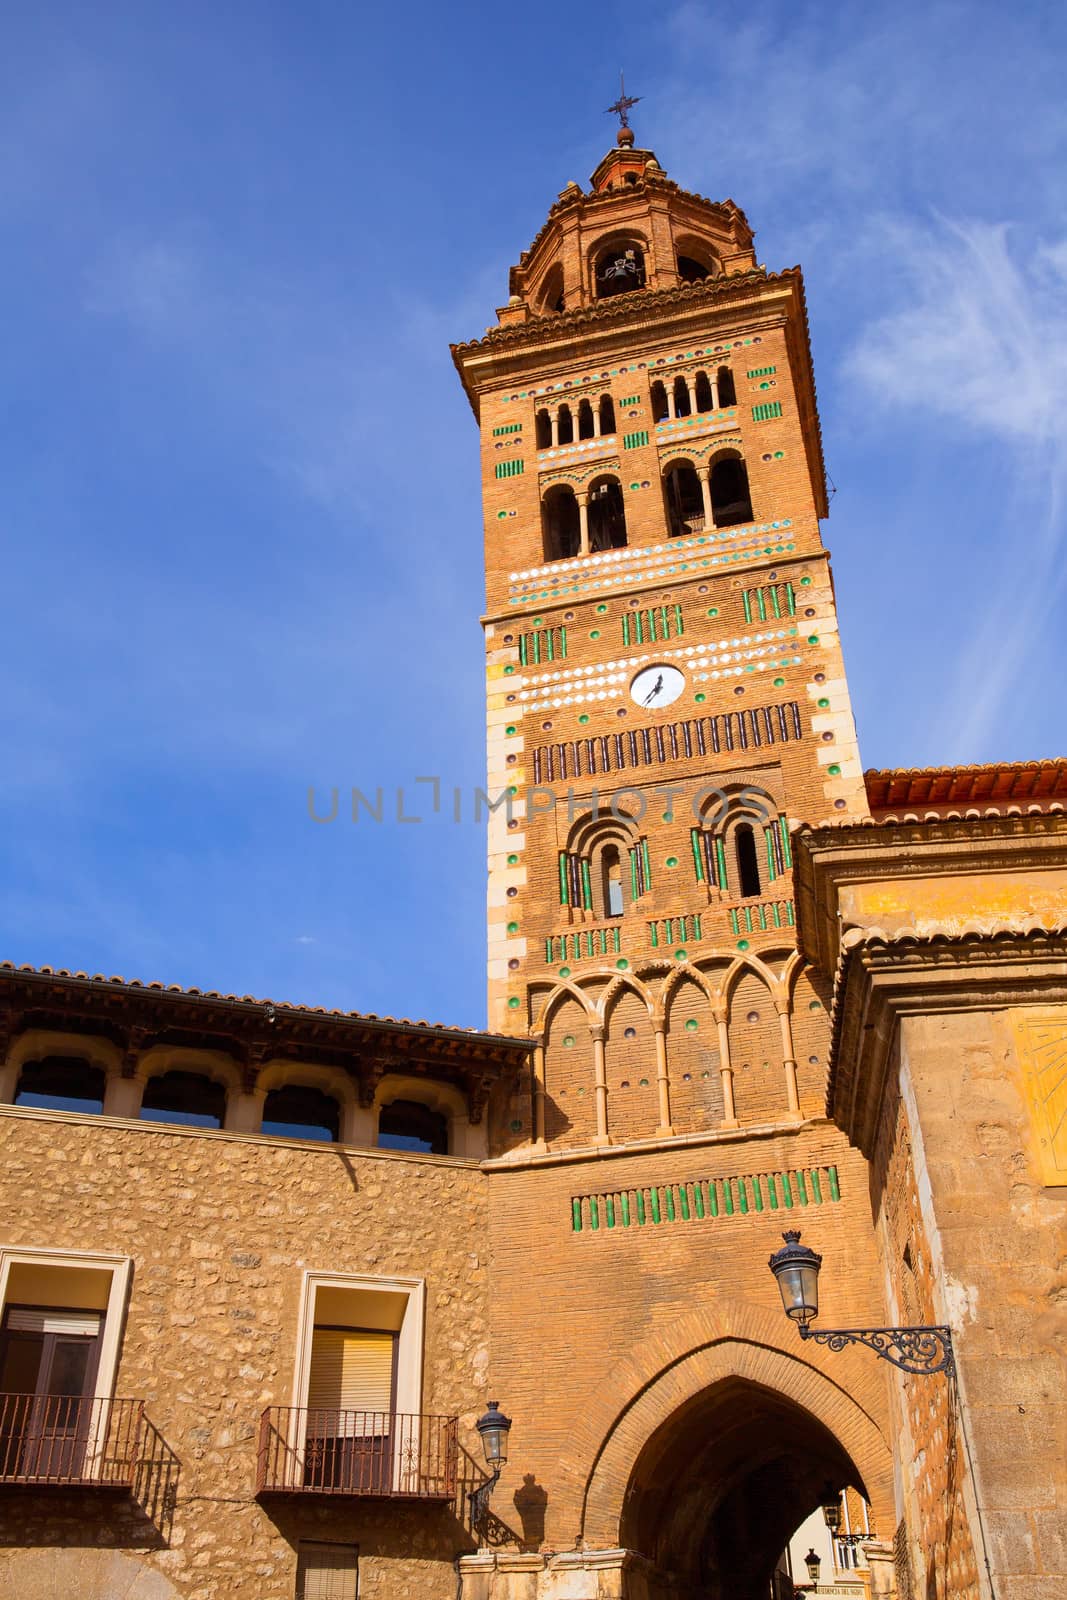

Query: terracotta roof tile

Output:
[865, 759, 1067, 815]
[0, 962, 527, 1049]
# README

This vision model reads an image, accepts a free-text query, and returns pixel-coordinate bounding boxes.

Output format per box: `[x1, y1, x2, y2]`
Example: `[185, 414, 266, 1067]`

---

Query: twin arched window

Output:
[691, 792, 793, 901]
[662, 454, 754, 537]
[541, 475, 629, 562]
[560, 815, 650, 918]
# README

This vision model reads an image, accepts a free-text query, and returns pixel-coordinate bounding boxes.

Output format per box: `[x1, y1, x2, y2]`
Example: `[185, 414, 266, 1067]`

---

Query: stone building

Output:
[0, 122, 1064, 1600]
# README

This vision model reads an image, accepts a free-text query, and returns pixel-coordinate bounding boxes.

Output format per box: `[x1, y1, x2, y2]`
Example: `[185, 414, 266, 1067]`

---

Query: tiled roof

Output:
[0, 962, 527, 1050]
[864, 760, 1067, 814]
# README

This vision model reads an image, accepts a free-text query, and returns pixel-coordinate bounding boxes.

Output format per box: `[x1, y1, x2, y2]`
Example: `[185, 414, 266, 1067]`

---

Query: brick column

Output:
[532, 1041, 547, 1148]
[777, 1005, 802, 1118]
[590, 1024, 610, 1145]
[577, 492, 590, 555]
[716, 1012, 739, 1127]
[652, 1021, 674, 1136]
[697, 466, 713, 527]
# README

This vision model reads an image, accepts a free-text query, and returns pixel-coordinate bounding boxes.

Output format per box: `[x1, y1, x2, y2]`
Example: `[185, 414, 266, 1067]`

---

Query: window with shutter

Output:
[303, 1326, 397, 1492]
[306, 1327, 396, 1423]
[296, 1542, 358, 1600]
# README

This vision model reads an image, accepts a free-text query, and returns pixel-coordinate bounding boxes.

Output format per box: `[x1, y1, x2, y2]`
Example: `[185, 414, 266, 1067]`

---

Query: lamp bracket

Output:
[799, 1322, 955, 1377]
[470, 1466, 501, 1534]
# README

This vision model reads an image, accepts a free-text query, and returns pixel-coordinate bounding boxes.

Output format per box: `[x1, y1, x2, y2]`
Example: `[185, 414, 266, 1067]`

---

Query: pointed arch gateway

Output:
[575, 1303, 895, 1600]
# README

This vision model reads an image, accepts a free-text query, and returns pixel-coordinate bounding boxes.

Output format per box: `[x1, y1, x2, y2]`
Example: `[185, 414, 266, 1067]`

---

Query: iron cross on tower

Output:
[604, 72, 641, 130]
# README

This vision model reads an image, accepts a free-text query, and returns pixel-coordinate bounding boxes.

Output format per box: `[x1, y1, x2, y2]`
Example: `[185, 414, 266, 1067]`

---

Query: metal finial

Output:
[604, 71, 641, 130]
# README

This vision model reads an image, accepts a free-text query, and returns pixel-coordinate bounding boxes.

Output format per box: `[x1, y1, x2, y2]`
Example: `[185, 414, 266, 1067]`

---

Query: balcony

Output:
[0, 1393, 144, 1490]
[256, 1408, 458, 1500]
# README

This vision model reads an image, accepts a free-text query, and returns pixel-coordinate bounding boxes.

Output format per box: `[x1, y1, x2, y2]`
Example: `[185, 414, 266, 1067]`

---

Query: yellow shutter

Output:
[296, 1543, 358, 1600]
[307, 1328, 394, 1418]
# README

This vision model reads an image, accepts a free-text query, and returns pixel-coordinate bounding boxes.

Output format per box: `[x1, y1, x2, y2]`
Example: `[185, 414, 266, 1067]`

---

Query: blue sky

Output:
[2, 1, 1065, 1027]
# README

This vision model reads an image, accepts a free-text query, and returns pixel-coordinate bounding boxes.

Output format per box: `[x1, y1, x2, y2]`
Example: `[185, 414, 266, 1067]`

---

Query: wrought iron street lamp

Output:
[820, 1484, 842, 1535]
[804, 1548, 821, 1587]
[768, 1231, 955, 1377]
[470, 1400, 512, 1533]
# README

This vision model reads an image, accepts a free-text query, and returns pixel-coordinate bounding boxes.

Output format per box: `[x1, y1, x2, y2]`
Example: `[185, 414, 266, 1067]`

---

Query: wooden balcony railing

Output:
[257, 1408, 458, 1499]
[0, 1393, 144, 1489]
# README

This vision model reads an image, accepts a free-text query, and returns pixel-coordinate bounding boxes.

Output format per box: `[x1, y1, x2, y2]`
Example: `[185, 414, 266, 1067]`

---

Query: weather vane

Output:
[605, 72, 641, 131]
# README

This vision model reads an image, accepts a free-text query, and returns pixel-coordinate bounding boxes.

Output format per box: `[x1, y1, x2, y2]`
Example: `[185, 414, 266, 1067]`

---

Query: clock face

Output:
[630, 663, 686, 709]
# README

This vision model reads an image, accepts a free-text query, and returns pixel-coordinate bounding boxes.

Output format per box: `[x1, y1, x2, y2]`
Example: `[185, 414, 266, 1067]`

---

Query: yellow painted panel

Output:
[1012, 1008, 1067, 1186]
[842, 871, 1067, 935]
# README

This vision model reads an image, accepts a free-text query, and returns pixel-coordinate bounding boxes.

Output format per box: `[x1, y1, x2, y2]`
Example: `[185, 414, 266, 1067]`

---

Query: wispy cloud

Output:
[848, 217, 1067, 447]
[845, 215, 1067, 754]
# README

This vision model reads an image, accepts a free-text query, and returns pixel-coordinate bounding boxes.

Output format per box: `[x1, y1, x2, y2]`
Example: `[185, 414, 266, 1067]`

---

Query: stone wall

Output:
[0, 1105, 490, 1600]
[876, 1011, 1067, 1600]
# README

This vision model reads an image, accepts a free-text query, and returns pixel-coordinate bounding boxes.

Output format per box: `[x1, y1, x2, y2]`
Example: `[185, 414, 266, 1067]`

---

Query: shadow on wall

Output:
[514, 1471, 548, 1551]
[257, 1442, 526, 1562]
[0, 1422, 180, 1554]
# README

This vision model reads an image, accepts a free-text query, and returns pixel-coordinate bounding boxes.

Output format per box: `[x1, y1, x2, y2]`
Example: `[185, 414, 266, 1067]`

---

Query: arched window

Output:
[378, 1099, 448, 1155]
[537, 263, 565, 316]
[141, 1070, 225, 1129]
[557, 404, 574, 445]
[594, 242, 646, 299]
[663, 462, 704, 537]
[542, 485, 581, 562]
[564, 811, 647, 919]
[601, 845, 625, 918]
[691, 785, 784, 902]
[588, 476, 627, 551]
[15, 1057, 104, 1115]
[577, 398, 595, 440]
[694, 371, 713, 413]
[677, 254, 710, 283]
[717, 366, 737, 407]
[535, 408, 552, 449]
[650, 381, 668, 423]
[673, 376, 691, 418]
[711, 455, 753, 527]
[262, 1084, 340, 1143]
[734, 824, 762, 898]
[598, 394, 616, 435]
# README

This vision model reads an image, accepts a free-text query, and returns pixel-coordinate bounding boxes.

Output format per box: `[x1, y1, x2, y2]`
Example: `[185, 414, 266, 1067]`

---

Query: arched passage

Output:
[577, 1305, 894, 1600]
[620, 1376, 868, 1599]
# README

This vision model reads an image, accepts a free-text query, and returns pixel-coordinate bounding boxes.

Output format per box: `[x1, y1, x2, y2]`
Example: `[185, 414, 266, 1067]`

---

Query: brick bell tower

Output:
[452, 123, 868, 1156]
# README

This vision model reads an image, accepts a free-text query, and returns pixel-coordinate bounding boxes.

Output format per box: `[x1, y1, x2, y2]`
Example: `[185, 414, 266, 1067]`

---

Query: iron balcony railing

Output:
[257, 1408, 458, 1499]
[0, 1393, 144, 1489]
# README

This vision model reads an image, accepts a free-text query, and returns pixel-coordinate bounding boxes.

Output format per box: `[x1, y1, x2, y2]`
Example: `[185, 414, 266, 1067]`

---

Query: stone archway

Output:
[0, 1548, 181, 1599]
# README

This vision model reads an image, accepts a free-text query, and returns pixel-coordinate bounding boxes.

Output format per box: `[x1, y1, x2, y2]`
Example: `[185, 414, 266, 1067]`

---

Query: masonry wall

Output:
[875, 1009, 1067, 1600]
[483, 1117, 892, 1555]
[0, 1106, 490, 1600]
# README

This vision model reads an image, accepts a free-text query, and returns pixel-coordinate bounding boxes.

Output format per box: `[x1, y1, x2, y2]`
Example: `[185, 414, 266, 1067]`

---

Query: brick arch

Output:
[597, 971, 655, 1026]
[531, 977, 597, 1034]
[574, 1299, 894, 1547]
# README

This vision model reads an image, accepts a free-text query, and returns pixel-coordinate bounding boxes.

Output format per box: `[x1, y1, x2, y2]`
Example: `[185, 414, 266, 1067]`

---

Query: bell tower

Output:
[452, 124, 867, 1154]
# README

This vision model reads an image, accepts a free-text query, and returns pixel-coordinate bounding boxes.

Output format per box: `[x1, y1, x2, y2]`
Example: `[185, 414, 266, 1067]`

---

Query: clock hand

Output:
[643, 674, 664, 706]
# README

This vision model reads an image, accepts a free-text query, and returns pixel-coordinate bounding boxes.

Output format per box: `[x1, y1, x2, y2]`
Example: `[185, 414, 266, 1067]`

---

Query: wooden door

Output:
[0, 1307, 102, 1480]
